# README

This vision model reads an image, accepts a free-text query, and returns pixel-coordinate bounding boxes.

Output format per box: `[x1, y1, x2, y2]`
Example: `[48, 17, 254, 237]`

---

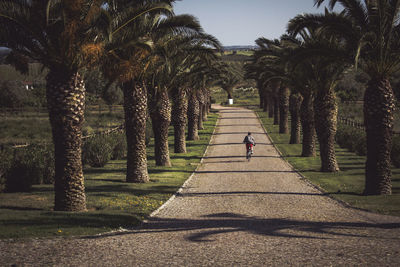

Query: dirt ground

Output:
[1, 105, 400, 266]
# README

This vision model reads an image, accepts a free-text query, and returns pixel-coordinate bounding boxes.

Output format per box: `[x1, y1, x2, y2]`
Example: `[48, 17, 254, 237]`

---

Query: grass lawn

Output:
[0, 105, 124, 145]
[257, 111, 400, 217]
[0, 111, 218, 239]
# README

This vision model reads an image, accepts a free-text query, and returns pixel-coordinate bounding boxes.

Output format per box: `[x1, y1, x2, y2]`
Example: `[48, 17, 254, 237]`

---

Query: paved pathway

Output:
[1, 105, 400, 266]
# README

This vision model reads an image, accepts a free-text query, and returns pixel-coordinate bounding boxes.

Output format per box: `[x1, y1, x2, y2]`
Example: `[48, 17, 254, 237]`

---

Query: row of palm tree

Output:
[0, 0, 228, 211]
[247, 0, 400, 195]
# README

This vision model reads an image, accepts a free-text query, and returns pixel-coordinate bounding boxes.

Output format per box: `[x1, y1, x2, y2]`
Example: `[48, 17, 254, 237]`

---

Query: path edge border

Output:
[147, 109, 220, 219]
[252, 108, 371, 213]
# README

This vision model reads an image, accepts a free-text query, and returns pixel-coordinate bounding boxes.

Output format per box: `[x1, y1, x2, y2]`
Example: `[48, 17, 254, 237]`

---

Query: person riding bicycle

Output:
[243, 132, 255, 154]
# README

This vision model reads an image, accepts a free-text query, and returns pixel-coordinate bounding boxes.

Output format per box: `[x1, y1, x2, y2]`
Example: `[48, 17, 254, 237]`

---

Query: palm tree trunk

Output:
[204, 89, 210, 118]
[172, 88, 188, 153]
[149, 89, 172, 167]
[279, 86, 290, 134]
[202, 103, 208, 121]
[259, 88, 264, 109]
[270, 80, 280, 124]
[273, 94, 280, 125]
[122, 80, 149, 183]
[187, 90, 200, 140]
[198, 91, 205, 130]
[300, 92, 316, 157]
[46, 70, 86, 212]
[263, 92, 268, 112]
[262, 87, 269, 112]
[268, 94, 274, 118]
[198, 104, 204, 130]
[314, 89, 339, 172]
[289, 93, 303, 144]
[258, 81, 265, 109]
[363, 78, 395, 195]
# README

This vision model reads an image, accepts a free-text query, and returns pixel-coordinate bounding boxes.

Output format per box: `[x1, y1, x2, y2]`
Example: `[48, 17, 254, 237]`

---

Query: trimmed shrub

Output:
[392, 135, 400, 168]
[336, 125, 355, 150]
[337, 124, 400, 166]
[82, 135, 112, 167]
[41, 144, 55, 184]
[5, 144, 55, 192]
[110, 132, 127, 160]
[0, 149, 12, 193]
[354, 131, 367, 156]
[6, 149, 35, 192]
[336, 125, 366, 156]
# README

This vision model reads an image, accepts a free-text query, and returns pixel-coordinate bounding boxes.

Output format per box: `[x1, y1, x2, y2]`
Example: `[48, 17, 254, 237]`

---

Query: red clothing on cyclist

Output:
[243, 132, 255, 153]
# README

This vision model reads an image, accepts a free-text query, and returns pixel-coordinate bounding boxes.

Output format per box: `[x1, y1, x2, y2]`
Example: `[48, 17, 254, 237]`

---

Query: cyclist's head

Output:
[248, 132, 251, 135]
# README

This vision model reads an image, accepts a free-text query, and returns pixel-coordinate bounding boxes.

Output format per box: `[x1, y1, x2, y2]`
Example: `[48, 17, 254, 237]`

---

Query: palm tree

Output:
[167, 35, 221, 151]
[300, 88, 317, 157]
[244, 59, 269, 111]
[148, 85, 172, 166]
[186, 57, 223, 140]
[145, 16, 207, 166]
[146, 19, 218, 165]
[279, 84, 290, 134]
[286, 23, 353, 172]
[289, 92, 303, 144]
[303, 0, 400, 193]
[187, 88, 200, 140]
[253, 38, 291, 131]
[282, 43, 317, 156]
[0, 0, 108, 211]
[101, 0, 175, 181]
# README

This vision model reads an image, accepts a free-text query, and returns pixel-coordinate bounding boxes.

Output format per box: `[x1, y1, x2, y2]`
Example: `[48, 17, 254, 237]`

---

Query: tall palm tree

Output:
[286, 23, 352, 172]
[301, 0, 400, 193]
[186, 57, 222, 140]
[148, 85, 172, 166]
[253, 38, 291, 131]
[244, 59, 269, 111]
[0, 0, 107, 211]
[283, 36, 317, 156]
[146, 19, 217, 165]
[171, 85, 188, 152]
[101, 0, 175, 181]
[167, 35, 221, 151]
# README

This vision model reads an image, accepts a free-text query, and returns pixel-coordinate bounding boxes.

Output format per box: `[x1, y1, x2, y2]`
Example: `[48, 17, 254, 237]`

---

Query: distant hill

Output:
[223, 45, 256, 51]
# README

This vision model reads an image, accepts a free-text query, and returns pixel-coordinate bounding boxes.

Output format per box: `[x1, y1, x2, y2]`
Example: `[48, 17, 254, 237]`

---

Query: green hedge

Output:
[336, 125, 366, 156]
[82, 135, 113, 168]
[3, 144, 54, 193]
[0, 149, 12, 193]
[336, 124, 400, 166]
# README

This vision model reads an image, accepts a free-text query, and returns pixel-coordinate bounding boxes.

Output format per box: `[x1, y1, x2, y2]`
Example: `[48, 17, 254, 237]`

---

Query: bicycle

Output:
[246, 143, 254, 161]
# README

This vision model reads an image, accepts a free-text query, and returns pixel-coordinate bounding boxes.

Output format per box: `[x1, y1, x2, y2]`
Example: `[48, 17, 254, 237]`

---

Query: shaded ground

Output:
[1, 105, 400, 266]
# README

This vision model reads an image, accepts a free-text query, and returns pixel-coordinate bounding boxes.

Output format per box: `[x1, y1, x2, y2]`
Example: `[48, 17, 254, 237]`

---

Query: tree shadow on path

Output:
[84, 212, 400, 243]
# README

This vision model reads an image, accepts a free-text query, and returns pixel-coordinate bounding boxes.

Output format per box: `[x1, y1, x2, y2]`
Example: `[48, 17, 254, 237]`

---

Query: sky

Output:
[173, 0, 340, 46]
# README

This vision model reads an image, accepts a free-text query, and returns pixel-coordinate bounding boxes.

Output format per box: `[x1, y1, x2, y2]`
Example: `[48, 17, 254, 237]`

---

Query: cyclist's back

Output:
[243, 132, 255, 145]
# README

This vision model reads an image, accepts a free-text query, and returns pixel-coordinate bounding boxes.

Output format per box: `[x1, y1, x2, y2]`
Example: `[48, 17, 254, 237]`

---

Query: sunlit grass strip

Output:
[0, 112, 219, 239]
[257, 110, 400, 217]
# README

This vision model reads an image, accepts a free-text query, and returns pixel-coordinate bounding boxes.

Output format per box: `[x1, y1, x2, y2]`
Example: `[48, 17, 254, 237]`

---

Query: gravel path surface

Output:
[1, 105, 400, 267]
